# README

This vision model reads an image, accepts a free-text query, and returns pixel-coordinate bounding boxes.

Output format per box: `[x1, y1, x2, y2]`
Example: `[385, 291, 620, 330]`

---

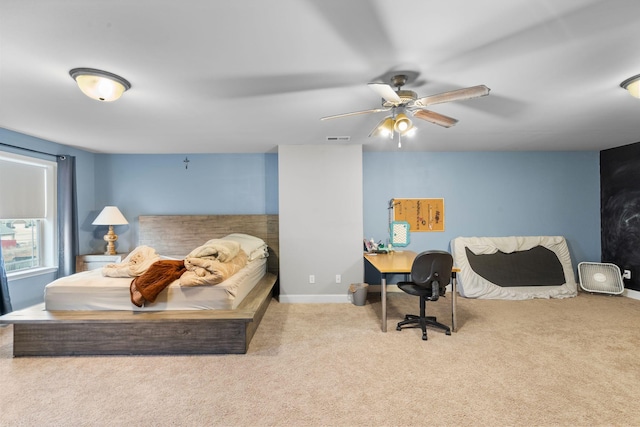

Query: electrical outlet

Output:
[335, 274, 341, 283]
[309, 275, 315, 284]
[623, 270, 631, 280]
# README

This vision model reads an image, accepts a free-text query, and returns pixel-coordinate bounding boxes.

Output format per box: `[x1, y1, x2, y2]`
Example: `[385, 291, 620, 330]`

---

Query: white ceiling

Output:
[2, 0, 640, 154]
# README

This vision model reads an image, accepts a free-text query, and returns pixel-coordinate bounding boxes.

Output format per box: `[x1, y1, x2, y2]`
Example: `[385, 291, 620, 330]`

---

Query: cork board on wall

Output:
[393, 198, 445, 232]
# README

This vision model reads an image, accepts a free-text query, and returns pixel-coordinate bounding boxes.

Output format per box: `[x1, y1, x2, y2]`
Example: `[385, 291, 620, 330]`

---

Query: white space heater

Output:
[578, 262, 624, 295]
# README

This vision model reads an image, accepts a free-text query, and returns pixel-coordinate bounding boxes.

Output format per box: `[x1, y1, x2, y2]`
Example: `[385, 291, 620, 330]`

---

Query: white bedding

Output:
[45, 257, 267, 311]
[451, 236, 578, 300]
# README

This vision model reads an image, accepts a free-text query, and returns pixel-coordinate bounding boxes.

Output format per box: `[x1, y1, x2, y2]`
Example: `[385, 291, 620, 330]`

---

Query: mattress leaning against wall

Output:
[450, 236, 578, 300]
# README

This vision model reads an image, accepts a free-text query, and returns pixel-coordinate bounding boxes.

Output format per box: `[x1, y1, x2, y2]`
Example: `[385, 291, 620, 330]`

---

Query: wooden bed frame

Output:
[0, 215, 279, 357]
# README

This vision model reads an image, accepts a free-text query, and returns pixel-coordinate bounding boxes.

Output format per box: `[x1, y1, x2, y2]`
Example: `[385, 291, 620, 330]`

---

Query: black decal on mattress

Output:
[465, 246, 565, 287]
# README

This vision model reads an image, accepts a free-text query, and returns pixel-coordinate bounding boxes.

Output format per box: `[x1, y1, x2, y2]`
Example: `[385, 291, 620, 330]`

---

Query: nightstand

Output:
[76, 253, 128, 272]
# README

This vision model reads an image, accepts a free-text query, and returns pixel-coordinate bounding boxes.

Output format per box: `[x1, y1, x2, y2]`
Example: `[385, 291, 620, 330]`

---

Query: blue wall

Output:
[91, 149, 601, 282]
[363, 151, 601, 284]
[2, 126, 602, 307]
[92, 153, 279, 253]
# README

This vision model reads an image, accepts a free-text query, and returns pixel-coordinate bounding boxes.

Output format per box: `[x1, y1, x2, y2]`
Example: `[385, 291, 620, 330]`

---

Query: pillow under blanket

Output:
[181, 250, 248, 286]
[186, 239, 241, 262]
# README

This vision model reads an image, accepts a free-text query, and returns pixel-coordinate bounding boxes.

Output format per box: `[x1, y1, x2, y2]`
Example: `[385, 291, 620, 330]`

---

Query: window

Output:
[0, 151, 57, 276]
[1, 219, 41, 272]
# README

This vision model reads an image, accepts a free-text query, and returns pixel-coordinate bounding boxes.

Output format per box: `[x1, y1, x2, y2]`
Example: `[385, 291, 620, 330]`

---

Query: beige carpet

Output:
[1, 291, 640, 426]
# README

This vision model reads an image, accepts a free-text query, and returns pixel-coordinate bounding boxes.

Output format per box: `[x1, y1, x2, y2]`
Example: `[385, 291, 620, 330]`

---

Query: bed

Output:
[44, 256, 267, 311]
[0, 214, 279, 356]
[451, 236, 578, 300]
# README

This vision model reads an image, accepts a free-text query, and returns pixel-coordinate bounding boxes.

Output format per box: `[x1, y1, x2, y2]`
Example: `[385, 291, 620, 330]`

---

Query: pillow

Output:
[222, 233, 269, 261]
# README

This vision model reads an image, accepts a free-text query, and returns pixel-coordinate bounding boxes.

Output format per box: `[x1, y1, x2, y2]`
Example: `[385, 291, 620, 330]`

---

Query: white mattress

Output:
[45, 257, 267, 311]
[451, 236, 578, 300]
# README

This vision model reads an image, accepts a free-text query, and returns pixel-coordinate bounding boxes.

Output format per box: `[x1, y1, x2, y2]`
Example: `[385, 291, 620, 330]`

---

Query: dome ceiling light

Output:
[621, 74, 640, 98]
[69, 68, 131, 102]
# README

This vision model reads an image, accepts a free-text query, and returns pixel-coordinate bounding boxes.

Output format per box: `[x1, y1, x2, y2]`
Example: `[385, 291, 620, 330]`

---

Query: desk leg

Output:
[452, 271, 457, 332]
[381, 273, 387, 332]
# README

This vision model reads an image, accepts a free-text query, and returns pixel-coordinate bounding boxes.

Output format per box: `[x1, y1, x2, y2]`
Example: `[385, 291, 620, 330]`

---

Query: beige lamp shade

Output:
[92, 206, 128, 226]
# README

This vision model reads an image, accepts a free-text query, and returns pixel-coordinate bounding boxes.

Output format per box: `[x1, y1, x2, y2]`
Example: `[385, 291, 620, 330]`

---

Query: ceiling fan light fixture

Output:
[69, 68, 131, 102]
[379, 117, 395, 138]
[621, 74, 640, 98]
[394, 113, 412, 133]
[402, 123, 416, 137]
[322, 73, 490, 146]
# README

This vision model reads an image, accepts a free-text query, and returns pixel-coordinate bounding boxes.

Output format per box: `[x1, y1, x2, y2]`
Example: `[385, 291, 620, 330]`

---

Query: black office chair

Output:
[396, 250, 453, 340]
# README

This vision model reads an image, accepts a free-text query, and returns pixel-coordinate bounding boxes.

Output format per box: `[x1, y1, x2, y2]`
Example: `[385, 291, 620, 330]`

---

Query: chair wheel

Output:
[422, 334, 428, 340]
[446, 330, 451, 336]
[396, 326, 401, 331]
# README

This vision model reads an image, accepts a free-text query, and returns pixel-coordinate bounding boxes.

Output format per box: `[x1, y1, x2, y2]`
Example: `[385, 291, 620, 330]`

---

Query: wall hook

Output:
[183, 157, 190, 169]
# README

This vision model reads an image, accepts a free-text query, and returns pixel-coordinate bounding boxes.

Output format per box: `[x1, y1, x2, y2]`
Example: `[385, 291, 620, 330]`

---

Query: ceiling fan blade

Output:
[415, 85, 490, 107]
[321, 107, 390, 121]
[307, 0, 397, 69]
[207, 72, 366, 98]
[413, 109, 459, 128]
[368, 83, 401, 104]
[437, 3, 634, 70]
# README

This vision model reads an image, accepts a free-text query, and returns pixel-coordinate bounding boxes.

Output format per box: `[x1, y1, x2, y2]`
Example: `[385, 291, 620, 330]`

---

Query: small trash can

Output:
[349, 283, 369, 306]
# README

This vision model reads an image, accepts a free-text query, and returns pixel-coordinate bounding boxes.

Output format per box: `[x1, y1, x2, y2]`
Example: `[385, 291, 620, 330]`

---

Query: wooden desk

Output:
[364, 251, 459, 333]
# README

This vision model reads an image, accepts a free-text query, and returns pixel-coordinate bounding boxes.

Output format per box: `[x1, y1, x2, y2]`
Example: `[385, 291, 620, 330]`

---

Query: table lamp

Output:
[92, 206, 128, 255]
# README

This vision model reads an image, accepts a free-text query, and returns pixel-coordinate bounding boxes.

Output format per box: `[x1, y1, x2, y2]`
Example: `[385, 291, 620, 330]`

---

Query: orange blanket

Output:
[130, 260, 186, 307]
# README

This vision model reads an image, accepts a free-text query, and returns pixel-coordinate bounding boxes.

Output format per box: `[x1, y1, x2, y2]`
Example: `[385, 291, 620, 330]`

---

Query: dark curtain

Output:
[57, 155, 78, 278]
[0, 243, 12, 315]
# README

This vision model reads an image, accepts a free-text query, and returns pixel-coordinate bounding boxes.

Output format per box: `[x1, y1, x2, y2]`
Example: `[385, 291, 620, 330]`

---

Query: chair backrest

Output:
[411, 250, 454, 291]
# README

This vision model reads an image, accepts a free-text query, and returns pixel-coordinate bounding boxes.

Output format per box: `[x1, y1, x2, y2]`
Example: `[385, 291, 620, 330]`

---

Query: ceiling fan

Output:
[321, 73, 490, 145]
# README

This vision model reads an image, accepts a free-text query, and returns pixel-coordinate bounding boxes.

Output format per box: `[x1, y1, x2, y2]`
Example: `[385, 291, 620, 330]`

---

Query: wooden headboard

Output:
[138, 215, 279, 274]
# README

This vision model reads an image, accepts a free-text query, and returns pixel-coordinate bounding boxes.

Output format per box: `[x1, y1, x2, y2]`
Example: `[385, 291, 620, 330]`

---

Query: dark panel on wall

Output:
[601, 142, 640, 290]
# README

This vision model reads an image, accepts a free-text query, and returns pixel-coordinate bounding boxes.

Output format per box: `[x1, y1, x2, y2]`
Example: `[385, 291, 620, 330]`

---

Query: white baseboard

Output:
[279, 286, 637, 303]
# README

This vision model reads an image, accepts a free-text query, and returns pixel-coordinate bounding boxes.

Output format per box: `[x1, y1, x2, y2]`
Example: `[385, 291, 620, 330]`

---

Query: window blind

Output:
[0, 159, 47, 219]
